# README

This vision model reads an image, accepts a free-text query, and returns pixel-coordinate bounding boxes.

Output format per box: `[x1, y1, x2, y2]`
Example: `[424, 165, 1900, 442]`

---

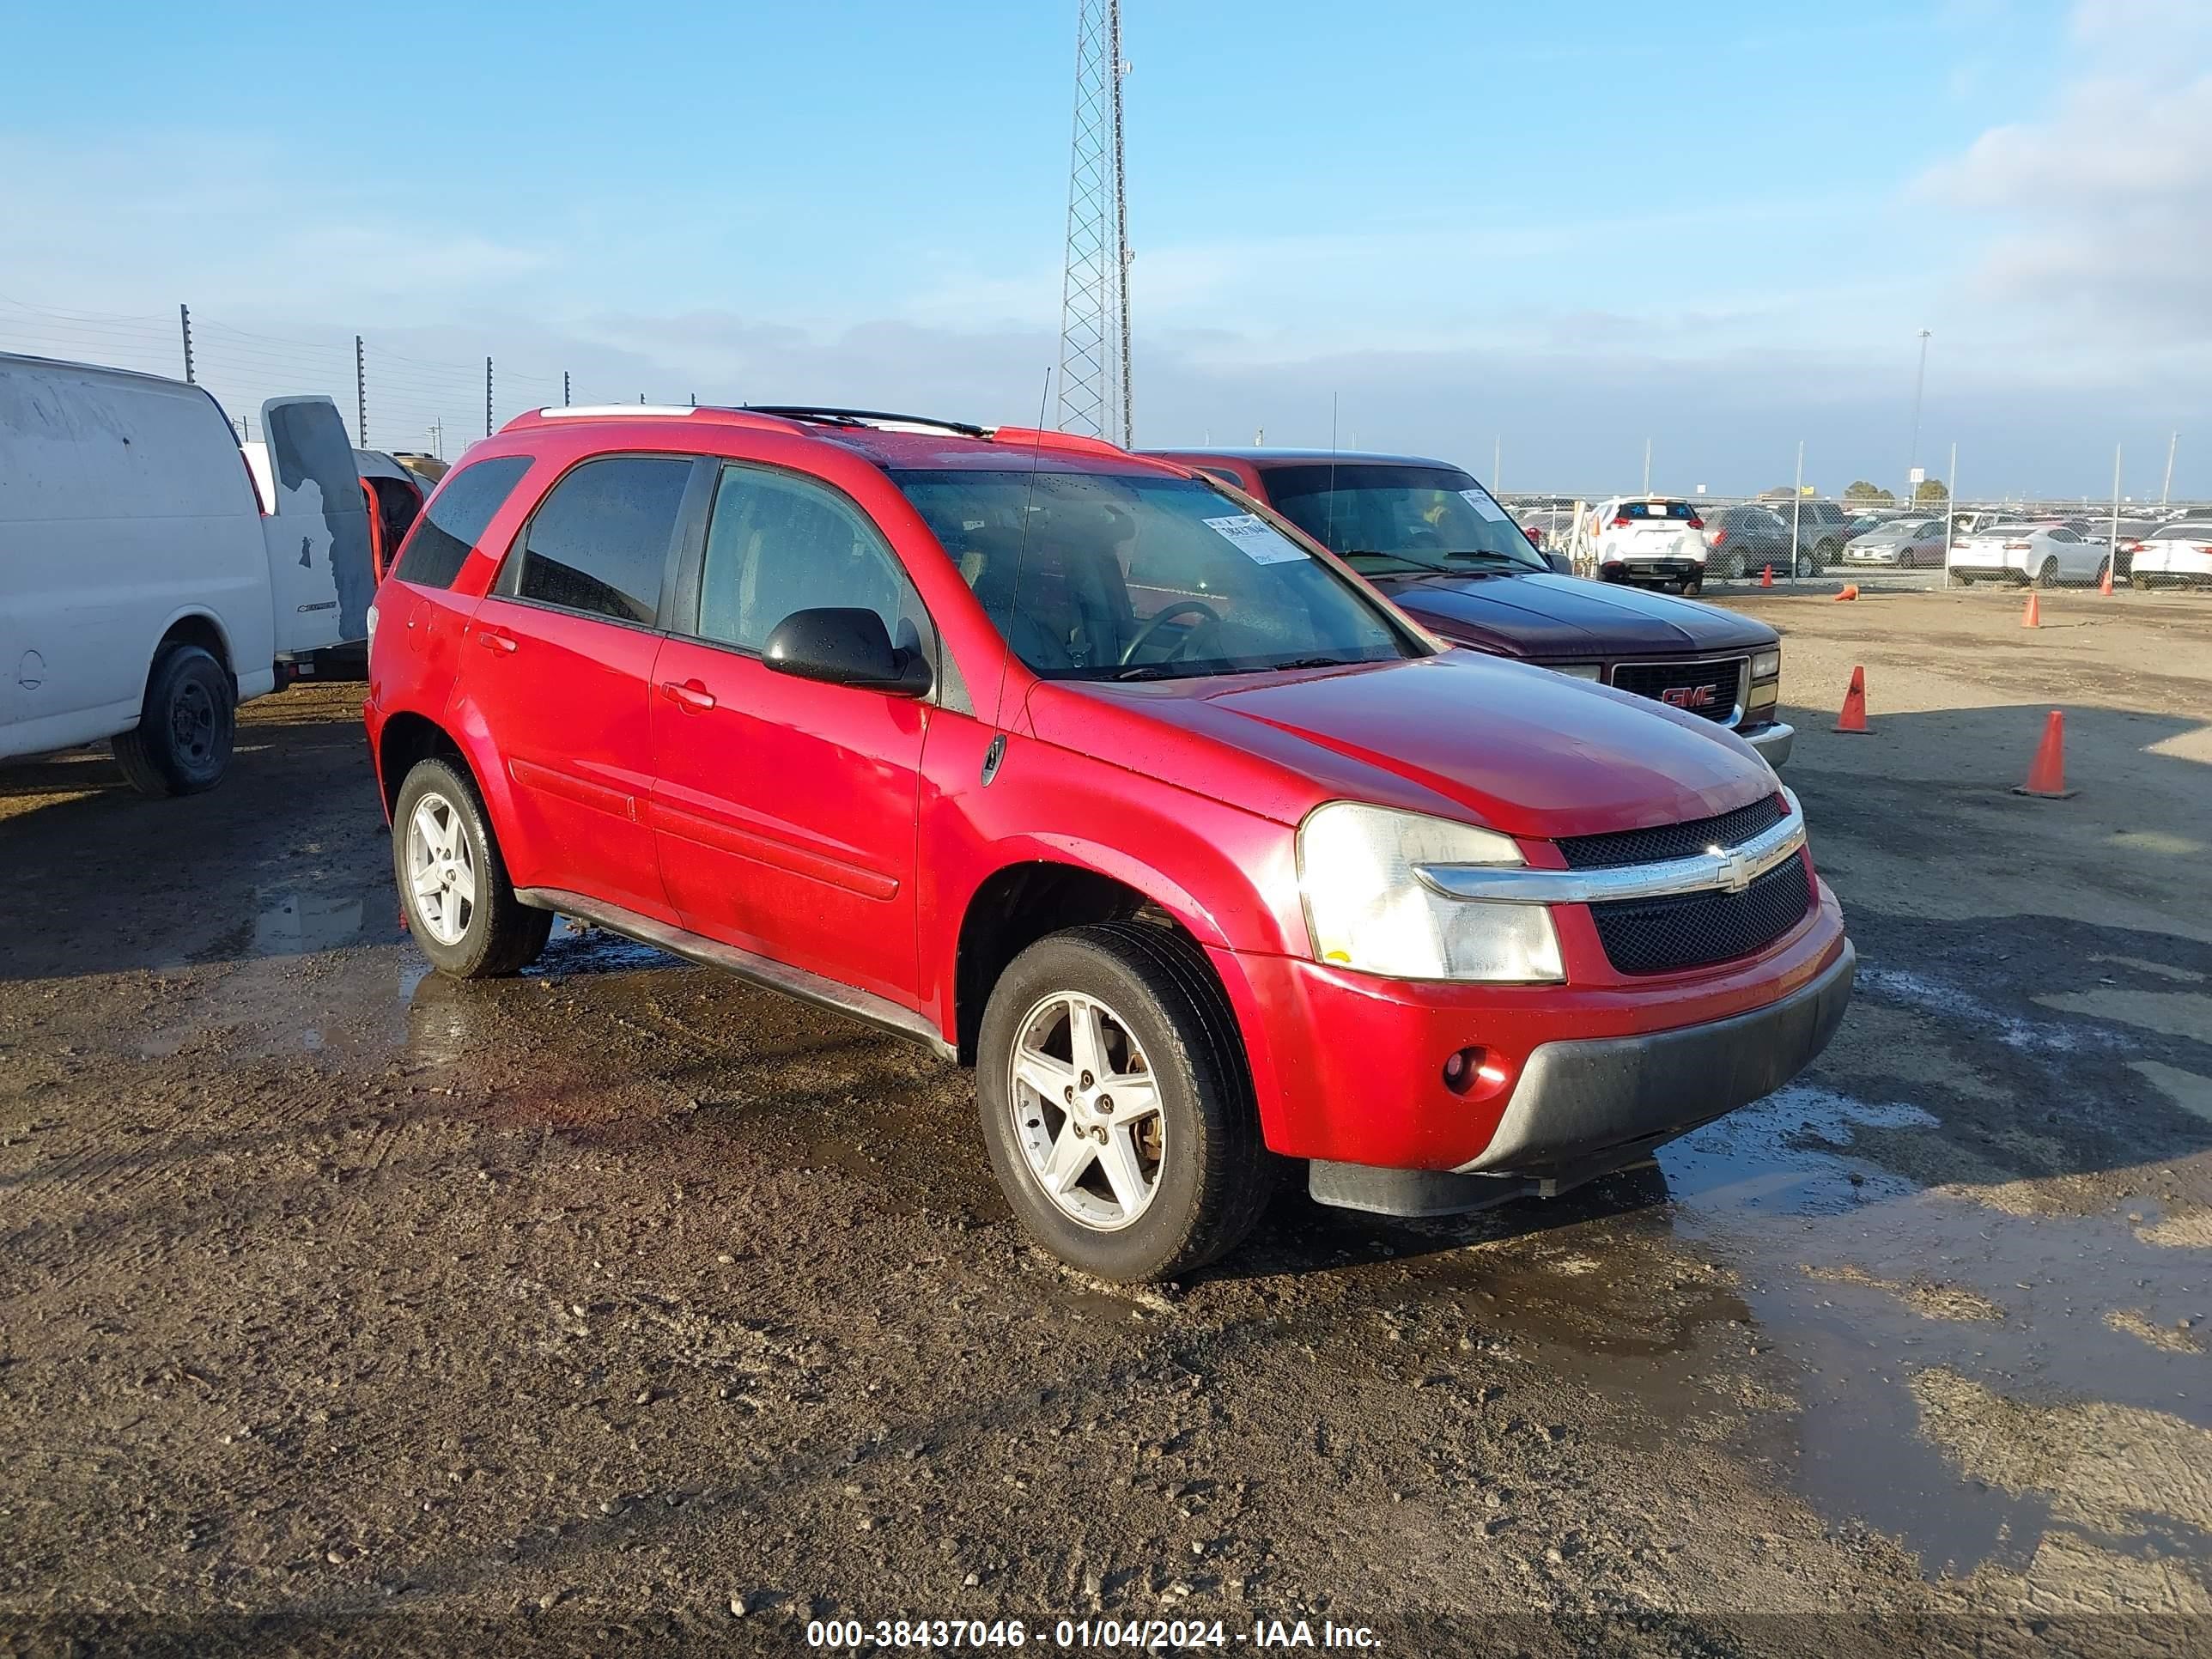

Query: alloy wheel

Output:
[1006, 991, 1165, 1231]
[404, 790, 477, 946]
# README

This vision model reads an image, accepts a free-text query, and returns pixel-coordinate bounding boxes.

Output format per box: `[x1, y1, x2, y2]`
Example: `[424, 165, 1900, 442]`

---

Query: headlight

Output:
[1751, 648, 1780, 680]
[1297, 803, 1564, 982]
[1551, 663, 1603, 680]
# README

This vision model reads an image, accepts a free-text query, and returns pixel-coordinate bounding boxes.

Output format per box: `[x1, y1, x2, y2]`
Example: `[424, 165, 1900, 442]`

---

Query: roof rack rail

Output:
[744, 405, 989, 440]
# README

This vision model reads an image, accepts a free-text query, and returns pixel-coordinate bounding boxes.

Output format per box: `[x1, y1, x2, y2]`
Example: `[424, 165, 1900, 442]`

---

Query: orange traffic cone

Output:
[2014, 710, 2075, 799]
[1834, 665, 1871, 733]
[2100, 562, 2114, 597]
[2021, 592, 2041, 628]
[1833, 583, 1860, 602]
[1760, 564, 1774, 587]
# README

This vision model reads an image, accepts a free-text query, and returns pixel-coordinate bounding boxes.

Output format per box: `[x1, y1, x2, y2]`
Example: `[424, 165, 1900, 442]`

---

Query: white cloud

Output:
[1921, 3, 2212, 337]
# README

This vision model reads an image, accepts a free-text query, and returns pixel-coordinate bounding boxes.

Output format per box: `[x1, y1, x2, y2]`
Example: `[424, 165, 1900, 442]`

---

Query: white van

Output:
[0, 353, 369, 795]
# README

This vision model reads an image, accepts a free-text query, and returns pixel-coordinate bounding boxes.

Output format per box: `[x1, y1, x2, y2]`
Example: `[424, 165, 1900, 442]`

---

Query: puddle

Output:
[526, 917, 685, 977]
[252, 889, 365, 956]
[1857, 965, 2110, 1053]
[1650, 1085, 2210, 1583]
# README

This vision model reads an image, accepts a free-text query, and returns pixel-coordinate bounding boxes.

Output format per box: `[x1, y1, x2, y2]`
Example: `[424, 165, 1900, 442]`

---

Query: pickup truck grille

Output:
[1610, 658, 1746, 725]
[1558, 795, 1786, 870]
[1589, 854, 1812, 975]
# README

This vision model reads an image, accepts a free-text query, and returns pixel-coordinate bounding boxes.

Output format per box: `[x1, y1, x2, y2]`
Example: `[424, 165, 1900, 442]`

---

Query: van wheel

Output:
[112, 644, 234, 798]
[392, 757, 551, 978]
[977, 921, 1276, 1283]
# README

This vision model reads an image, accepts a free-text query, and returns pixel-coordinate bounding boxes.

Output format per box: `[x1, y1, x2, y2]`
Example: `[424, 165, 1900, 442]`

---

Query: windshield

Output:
[891, 469, 1416, 683]
[1256, 464, 1545, 574]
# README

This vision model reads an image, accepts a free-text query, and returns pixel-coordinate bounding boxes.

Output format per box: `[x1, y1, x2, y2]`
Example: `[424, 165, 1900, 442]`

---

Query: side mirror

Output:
[763, 607, 933, 697]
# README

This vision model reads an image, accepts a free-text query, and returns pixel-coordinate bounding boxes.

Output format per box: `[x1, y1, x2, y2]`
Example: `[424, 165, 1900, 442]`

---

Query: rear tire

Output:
[1683, 574, 1705, 597]
[112, 643, 234, 798]
[392, 757, 551, 979]
[2133, 573, 2152, 592]
[2036, 558, 2061, 590]
[977, 921, 1276, 1283]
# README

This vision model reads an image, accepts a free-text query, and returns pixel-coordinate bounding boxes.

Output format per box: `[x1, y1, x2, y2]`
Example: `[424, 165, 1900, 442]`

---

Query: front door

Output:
[649, 461, 929, 1006]
[457, 453, 696, 922]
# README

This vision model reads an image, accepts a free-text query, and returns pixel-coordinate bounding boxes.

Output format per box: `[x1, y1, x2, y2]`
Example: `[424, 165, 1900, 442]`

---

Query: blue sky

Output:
[1, 0, 2206, 496]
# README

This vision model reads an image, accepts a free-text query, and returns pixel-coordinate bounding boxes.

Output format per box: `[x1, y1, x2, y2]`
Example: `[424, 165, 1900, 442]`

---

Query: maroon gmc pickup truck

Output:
[1147, 449, 1792, 768]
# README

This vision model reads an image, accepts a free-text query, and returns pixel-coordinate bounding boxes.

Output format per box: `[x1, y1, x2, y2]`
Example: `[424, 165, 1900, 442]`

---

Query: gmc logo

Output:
[1660, 684, 1720, 709]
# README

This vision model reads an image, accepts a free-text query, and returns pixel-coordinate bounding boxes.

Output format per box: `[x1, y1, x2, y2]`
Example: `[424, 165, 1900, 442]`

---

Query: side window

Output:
[391, 456, 531, 590]
[694, 464, 930, 657]
[2050, 528, 2076, 543]
[514, 456, 691, 626]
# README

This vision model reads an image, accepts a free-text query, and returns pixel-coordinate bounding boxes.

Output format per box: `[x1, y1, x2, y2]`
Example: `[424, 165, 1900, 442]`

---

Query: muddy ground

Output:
[3, 587, 2210, 1657]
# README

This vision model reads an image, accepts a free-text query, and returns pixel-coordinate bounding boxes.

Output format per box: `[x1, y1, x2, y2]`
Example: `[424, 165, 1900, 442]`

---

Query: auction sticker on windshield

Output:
[1203, 514, 1308, 566]
[1459, 489, 1508, 522]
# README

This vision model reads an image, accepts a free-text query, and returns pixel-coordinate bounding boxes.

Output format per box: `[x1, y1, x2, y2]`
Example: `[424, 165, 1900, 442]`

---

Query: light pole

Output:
[1908, 328, 1932, 499]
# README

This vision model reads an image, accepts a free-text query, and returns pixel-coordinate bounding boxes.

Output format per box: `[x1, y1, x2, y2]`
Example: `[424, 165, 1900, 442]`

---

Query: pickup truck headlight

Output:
[1551, 663, 1603, 680]
[1297, 803, 1564, 982]
[1751, 648, 1781, 680]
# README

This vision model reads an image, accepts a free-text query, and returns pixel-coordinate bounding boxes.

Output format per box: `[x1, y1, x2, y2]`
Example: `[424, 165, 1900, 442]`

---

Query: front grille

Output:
[1589, 854, 1812, 975]
[1558, 794, 1786, 870]
[1611, 657, 1745, 724]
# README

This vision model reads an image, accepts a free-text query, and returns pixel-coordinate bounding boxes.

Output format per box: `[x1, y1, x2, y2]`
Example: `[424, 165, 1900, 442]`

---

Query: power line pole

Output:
[562, 370, 571, 408]
[1054, 0, 1131, 446]
[484, 358, 493, 437]
[355, 335, 367, 447]
[179, 303, 194, 383]
[1642, 438, 1652, 495]
[2163, 431, 2179, 507]
[1908, 327, 1931, 495]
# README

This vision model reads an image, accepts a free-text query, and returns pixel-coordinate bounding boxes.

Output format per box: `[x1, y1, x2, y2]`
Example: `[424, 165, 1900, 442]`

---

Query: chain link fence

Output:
[0, 295, 673, 465]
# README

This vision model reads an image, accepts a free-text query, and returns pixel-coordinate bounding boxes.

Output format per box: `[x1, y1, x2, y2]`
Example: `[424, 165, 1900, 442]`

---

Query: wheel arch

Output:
[148, 608, 237, 690]
[949, 854, 1238, 1067]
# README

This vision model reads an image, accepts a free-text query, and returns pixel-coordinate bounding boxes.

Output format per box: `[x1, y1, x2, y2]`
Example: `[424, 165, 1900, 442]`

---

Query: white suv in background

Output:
[1584, 497, 1709, 593]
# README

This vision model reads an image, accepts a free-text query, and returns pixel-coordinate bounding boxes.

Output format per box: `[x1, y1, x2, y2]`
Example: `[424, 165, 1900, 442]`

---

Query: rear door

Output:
[459, 453, 699, 921]
[648, 460, 929, 1006]
[259, 397, 374, 650]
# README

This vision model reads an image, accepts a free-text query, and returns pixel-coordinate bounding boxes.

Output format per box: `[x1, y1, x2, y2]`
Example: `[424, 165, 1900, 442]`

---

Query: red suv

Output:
[365, 405, 1853, 1282]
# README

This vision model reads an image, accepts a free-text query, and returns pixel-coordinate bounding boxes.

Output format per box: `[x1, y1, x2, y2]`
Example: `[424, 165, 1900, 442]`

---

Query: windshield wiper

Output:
[1342, 549, 1456, 574]
[1108, 660, 1206, 682]
[1440, 549, 1533, 568]
[1267, 656, 1361, 672]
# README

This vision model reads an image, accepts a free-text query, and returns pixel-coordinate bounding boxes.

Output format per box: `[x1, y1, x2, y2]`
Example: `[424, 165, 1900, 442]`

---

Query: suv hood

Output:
[1030, 649, 1777, 842]
[1369, 570, 1773, 659]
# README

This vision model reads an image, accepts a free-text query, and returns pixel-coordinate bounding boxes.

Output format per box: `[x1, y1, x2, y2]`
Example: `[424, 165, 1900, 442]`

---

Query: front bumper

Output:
[1212, 879, 1850, 1173]
[1740, 720, 1794, 767]
[1457, 936, 1853, 1173]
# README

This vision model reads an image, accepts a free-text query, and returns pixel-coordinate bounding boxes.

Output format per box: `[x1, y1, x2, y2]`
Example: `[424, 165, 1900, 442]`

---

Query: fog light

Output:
[1443, 1046, 1486, 1096]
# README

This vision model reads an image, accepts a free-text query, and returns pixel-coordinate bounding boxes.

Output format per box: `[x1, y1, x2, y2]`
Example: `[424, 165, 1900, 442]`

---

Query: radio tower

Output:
[1054, 0, 1132, 446]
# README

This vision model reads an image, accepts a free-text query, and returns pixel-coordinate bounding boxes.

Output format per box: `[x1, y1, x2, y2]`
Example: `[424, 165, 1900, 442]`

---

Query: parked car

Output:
[2100, 518, 2162, 580]
[1, 352, 365, 795]
[1143, 450, 1792, 765]
[1575, 497, 1710, 592]
[1698, 503, 1796, 580]
[368, 407, 1852, 1282]
[1948, 523, 2113, 587]
[2129, 520, 2212, 589]
[1843, 515, 1948, 569]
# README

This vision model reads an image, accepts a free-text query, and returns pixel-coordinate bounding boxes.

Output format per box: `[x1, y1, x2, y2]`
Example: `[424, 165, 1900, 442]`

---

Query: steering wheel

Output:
[1119, 599, 1224, 666]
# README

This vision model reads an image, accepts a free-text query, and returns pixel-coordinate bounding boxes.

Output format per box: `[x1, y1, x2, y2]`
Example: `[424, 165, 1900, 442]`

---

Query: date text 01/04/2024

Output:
[804, 1618, 1383, 1650]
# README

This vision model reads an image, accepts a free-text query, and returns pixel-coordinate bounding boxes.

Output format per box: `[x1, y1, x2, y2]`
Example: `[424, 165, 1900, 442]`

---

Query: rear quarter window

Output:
[391, 456, 532, 590]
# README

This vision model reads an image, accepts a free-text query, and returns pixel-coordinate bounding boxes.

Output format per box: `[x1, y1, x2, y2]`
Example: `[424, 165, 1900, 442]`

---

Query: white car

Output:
[2130, 520, 2212, 590]
[1584, 497, 1710, 593]
[1948, 523, 2112, 588]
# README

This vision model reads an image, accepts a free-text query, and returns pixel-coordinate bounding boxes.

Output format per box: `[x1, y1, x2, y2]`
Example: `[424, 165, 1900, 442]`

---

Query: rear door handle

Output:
[659, 678, 716, 712]
[477, 629, 519, 654]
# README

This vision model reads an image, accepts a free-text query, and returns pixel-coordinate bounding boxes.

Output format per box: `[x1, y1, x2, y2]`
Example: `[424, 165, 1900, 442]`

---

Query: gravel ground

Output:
[3, 587, 2209, 1657]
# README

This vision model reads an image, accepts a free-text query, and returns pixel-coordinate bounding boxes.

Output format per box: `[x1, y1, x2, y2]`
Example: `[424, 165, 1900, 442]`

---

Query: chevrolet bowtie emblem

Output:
[1711, 845, 1753, 896]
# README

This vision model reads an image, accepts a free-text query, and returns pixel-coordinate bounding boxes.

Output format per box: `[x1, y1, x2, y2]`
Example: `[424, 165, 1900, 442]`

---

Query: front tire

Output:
[392, 757, 551, 979]
[977, 921, 1275, 1282]
[112, 643, 234, 798]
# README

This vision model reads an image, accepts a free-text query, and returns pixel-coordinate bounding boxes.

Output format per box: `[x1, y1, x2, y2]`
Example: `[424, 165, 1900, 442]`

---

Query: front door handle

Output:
[659, 678, 716, 713]
[477, 629, 519, 654]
